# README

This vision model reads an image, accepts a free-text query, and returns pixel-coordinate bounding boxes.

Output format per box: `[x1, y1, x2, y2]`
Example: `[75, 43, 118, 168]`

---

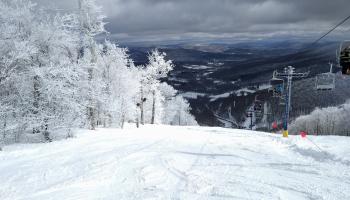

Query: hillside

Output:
[1, 125, 349, 199]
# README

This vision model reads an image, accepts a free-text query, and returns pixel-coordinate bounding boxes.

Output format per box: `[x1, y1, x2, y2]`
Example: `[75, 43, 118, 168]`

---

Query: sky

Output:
[34, 0, 350, 44]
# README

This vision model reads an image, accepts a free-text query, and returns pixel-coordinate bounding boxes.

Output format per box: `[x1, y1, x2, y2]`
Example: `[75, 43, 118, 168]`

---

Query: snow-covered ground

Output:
[1, 125, 350, 200]
[180, 92, 206, 99]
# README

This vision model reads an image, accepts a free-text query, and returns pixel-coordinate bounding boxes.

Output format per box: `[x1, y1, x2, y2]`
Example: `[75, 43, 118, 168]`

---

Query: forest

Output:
[0, 0, 197, 145]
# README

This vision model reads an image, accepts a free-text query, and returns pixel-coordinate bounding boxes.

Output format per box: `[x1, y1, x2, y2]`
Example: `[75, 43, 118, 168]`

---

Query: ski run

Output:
[1, 125, 349, 200]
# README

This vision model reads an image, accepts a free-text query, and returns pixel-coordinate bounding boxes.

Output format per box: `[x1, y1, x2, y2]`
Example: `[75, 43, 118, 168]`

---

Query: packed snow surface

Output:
[1, 125, 350, 200]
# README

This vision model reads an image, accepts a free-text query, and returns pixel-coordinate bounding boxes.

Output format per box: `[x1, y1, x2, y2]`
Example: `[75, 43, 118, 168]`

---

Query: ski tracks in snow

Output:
[160, 135, 212, 200]
[1, 126, 350, 199]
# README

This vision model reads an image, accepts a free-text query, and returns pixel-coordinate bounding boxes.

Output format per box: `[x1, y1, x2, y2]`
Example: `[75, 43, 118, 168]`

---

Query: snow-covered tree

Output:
[159, 83, 198, 126]
[0, 0, 83, 142]
[0, 0, 197, 147]
[96, 41, 140, 128]
[141, 49, 174, 124]
[290, 101, 350, 136]
[78, 0, 106, 130]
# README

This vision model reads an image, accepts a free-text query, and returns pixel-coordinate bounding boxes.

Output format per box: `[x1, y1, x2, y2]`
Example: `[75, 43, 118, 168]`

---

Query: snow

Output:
[235, 84, 272, 97]
[257, 83, 272, 91]
[183, 65, 212, 70]
[235, 88, 256, 96]
[1, 125, 350, 200]
[209, 84, 272, 102]
[180, 92, 206, 99]
[209, 92, 233, 101]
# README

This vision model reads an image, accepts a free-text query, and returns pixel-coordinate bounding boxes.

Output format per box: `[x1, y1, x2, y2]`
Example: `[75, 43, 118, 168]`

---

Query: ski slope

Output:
[0, 125, 350, 200]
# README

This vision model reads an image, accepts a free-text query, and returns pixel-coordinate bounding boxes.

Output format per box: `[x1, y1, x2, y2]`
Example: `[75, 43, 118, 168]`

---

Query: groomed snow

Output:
[1, 125, 349, 200]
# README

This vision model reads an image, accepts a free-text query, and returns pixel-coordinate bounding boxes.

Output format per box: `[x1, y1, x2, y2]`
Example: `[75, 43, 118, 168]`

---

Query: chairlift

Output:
[255, 110, 263, 119]
[270, 77, 284, 86]
[253, 96, 263, 113]
[339, 41, 350, 75]
[270, 71, 284, 98]
[254, 100, 265, 120]
[279, 96, 286, 106]
[315, 63, 335, 91]
[254, 103, 263, 112]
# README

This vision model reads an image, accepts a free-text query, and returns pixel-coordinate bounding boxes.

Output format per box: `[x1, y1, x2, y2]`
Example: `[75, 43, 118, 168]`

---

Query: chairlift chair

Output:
[339, 41, 350, 75]
[270, 74, 284, 98]
[254, 103, 263, 112]
[253, 97, 263, 113]
[270, 77, 284, 86]
[315, 63, 335, 91]
[256, 113, 263, 120]
[315, 73, 335, 90]
[279, 96, 286, 106]
[273, 83, 284, 98]
[255, 108, 263, 117]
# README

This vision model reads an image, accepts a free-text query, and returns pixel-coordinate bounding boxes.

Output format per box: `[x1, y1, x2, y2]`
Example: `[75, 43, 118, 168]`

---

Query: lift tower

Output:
[274, 66, 309, 137]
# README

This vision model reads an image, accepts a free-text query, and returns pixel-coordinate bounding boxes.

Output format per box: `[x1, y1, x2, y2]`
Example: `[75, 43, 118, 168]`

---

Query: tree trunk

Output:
[315, 118, 320, 136]
[103, 111, 107, 128]
[140, 87, 144, 125]
[88, 106, 95, 130]
[43, 118, 51, 142]
[1, 116, 6, 150]
[33, 75, 41, 134]
[121, 113, 125, 129]
[178, 102, 182, 125]
[87, 35, 97, 130]
[87, 67, 96, 130]
[151, 90, 155, 124]
[136, 112, 139, 128]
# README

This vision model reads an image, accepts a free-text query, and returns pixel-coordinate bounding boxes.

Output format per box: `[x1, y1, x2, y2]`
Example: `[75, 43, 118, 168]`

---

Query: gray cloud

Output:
[33, 0, 350, 43]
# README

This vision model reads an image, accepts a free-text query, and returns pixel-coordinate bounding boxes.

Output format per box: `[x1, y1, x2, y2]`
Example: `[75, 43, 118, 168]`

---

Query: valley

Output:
[127, 40, 350, 129]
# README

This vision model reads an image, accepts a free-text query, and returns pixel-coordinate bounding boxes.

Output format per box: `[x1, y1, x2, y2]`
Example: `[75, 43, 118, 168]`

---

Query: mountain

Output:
[126, 40, 350, 128]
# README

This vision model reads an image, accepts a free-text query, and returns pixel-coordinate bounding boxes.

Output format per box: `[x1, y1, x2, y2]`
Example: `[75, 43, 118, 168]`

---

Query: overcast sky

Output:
[34, 0, 350, 43]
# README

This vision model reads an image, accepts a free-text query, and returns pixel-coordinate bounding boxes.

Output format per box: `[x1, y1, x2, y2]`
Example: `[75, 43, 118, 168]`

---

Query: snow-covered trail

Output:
[0, 125, 349, 200]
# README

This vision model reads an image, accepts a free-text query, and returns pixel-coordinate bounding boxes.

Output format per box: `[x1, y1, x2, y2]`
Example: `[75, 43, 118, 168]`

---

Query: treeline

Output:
[290, 101, 350, 136]
[0, 0, 197, 144]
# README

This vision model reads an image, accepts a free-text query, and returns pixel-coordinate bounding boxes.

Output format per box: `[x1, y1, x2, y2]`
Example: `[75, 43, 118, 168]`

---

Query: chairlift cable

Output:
[310, 15, 350, 47]
[290, 14, 350, 57]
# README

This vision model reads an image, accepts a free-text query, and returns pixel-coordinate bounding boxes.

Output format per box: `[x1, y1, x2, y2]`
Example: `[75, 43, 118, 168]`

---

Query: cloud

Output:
[32, 0, 350, 42]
